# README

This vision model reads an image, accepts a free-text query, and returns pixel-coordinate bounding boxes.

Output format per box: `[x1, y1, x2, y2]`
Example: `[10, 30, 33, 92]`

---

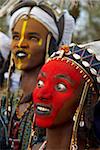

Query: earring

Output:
[71, 137, 78, 150]
[73, 107, 79, 122]
[79, 113, 84, 127]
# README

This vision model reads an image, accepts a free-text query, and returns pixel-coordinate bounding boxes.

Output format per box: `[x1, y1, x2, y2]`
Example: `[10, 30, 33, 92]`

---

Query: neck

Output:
[21, 65, 42, 96]
[46, 121, 73, 150]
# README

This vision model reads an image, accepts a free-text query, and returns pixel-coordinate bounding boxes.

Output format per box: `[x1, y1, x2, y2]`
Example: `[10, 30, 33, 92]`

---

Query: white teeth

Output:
[37, 106, 50, 112]
[17, 53, 26, 57]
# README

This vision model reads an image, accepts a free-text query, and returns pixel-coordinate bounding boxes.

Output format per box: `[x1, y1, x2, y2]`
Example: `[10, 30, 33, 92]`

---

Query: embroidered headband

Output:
[48, 44, 100, 96]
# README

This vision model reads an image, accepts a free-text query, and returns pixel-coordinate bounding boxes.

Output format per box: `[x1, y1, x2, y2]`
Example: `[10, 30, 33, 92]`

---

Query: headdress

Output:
[0, 31, 11, 60]
[9, 0, 75, 46]
[50, 44, 100, 95]
[46, 44, 100, 149]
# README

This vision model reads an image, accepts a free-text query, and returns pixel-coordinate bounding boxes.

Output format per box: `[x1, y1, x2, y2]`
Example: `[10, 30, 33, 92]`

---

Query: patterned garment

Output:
[9, 103, 34, 150]
[7, 90, 46, 150]
[0, 88, 46, 150]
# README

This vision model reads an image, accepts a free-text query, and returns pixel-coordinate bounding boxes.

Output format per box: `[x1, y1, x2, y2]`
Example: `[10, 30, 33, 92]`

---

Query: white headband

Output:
[9, 6, 59, 41]
[9, 5, 75, 45]
[30, 7, 59, 41]
[9, 7, 30, 32]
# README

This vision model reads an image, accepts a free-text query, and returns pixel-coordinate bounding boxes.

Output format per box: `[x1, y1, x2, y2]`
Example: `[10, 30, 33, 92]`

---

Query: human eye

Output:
[28, 35, 39, 41]
[12, 34, 20, 40]
[55, 83, 67, 92]
[37, 80, 44, 88]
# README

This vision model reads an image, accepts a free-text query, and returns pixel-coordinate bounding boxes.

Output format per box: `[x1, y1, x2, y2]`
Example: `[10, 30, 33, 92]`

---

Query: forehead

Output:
[41, 60, 83, 84]
[41, 60, 72, 75]
[13, 17, 49, 33]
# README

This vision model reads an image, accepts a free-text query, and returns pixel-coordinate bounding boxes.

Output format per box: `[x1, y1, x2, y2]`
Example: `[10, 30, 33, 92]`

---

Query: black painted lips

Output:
[36, 104, 52, 115]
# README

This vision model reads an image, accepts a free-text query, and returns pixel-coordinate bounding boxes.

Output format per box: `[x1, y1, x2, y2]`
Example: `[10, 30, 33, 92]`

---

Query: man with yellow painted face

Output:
[0, 0, 75, 149]
[11, 18, 48, 70]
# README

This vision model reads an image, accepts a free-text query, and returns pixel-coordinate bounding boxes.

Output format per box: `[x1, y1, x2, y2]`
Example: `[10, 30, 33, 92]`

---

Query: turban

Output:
[9, 0, 75, 45]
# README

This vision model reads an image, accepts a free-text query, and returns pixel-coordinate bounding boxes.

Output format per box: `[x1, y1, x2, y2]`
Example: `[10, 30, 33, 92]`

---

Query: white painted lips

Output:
[16, 50, 28, 58]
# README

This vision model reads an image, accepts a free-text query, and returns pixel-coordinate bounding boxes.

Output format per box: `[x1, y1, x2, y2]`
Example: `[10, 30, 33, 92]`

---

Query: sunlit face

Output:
[33, 59, 84, 128]
[11, 17, 49, 70]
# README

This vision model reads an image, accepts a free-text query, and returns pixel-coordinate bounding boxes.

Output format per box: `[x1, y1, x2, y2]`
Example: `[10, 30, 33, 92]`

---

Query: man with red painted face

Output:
[0, 0, 75, 149]
[33, 45, 100, 149]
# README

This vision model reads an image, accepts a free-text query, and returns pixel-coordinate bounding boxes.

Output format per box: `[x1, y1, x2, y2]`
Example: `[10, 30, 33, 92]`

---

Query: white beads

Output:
[90, 68, 97, 75]
[79, 121, 84, 127]
[73, 53, 81, 60]
[96, 55, 100, 61]
[82, 61, 90, 67]
[97, 76, 100, 83]
[87, 48, 94, 54]
[71, 144, 78, 150]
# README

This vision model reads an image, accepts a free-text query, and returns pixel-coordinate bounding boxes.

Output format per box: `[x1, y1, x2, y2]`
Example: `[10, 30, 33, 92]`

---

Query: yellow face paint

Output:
[17, 59, 23, 70]
[28, 54, 31, 59]
[38, 38, 43, 46]
[18, 20, 28, 48]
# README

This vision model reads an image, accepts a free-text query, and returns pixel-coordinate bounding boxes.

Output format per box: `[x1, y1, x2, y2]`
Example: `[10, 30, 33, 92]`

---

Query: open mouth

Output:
[36, 104, 51, 115]
[15, 50, 28, 59]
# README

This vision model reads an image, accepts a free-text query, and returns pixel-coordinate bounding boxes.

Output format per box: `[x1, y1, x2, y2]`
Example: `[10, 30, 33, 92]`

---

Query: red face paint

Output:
[33, 59, 84, 128]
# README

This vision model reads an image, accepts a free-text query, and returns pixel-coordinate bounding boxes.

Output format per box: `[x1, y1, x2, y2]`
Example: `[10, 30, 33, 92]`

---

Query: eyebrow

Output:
[12, 32, 19, 35]
[28, 32, 40, 37]
[12, 32, 40, 37]
[55, 74, 74, 86]
[39, 71, 46, 77]
[40, 72, 74, 86]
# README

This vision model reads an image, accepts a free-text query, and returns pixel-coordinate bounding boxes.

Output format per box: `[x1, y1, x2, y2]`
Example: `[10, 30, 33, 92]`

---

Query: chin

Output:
[16, 64, 25, 70]
[16, 64, 31, 71]
[36, 117, 54, 128]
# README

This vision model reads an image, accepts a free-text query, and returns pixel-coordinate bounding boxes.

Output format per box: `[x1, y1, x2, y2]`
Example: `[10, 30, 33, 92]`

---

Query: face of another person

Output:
[33, 59, 84, 128]
[11, 17, 49, 70]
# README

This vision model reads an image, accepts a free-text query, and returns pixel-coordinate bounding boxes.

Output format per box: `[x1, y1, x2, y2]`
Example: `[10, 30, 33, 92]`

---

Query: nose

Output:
[17, 40, 29, 49]
[38, 87, 52, 101]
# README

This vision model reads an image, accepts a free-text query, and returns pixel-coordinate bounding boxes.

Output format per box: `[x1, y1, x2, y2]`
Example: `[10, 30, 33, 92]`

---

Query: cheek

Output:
[52, 90, 76, 125]
[30, 44, 46, 58]
[52, 89, 75, 119]
[11, 41, 17, 51]
[54, 89, 74, 107]
[11, 42, 14, 50]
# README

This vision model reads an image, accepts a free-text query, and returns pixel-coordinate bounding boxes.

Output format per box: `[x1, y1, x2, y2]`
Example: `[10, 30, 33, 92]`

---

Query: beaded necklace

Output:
[39, 140, 47, 150]
[16, 101, 32, 119]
